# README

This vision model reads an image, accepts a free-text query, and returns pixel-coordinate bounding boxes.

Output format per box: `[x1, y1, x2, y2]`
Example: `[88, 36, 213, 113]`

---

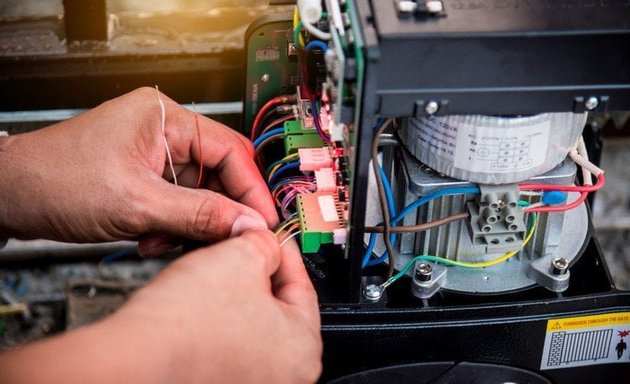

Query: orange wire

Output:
[193, 103, 204, 189]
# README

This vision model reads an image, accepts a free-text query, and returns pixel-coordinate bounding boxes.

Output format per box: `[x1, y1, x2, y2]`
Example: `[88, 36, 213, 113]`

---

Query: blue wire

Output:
[362, 185, 482, 268]
[361, 164, 396, 268]
[253, 127, 285, 148]
[305, 40, 328, 52]
[269, 161, 301, 187]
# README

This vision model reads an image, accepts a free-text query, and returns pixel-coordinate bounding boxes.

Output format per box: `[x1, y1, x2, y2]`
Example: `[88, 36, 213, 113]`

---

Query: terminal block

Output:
[468, 184, 526, 253]
[297, 192, 346, 253]
[298, 147, 333, 171]
[284, 120, 327, 154]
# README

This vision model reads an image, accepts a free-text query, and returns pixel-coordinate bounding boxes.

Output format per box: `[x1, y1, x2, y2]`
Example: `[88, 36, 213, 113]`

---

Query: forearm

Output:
[0, 134, 21, 240]
[0, 309, 186, 384]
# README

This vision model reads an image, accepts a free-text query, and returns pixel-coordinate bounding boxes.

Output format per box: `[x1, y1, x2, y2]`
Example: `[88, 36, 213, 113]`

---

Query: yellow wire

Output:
[279, 223, 301, 243]
[274, 218, 299, 236]
[268, 153, 299, 182]
[293, 7, 305, 48]
[441, 213, 538, 268]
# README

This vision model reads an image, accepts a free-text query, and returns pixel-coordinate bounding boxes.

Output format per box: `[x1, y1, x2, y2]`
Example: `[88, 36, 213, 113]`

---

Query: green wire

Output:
[266, 157, 297, 179]
[385, 212, 538, 286]
[293, 12, 329, 49]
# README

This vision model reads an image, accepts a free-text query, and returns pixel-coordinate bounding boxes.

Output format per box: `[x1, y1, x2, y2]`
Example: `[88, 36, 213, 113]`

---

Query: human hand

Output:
[0, 87, 277, 252]
[0, 230, 323, 383]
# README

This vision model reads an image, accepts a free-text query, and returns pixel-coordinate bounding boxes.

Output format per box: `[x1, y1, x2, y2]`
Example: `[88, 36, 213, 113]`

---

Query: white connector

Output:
[298, 0, 323, 24]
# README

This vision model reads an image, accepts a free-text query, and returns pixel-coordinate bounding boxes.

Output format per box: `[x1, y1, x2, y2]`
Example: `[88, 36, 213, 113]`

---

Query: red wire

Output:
[250, 96, 290, 141]
[260, 114, 293, 136]
[519, 173, 605, 193]
[194, 111, 203, 189]
[525, 192, 588, 213]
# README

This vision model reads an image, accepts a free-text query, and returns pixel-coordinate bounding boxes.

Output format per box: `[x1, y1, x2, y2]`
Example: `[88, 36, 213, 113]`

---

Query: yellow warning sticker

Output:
[541, 312, 630, 370]
[546, 312, 630, 332]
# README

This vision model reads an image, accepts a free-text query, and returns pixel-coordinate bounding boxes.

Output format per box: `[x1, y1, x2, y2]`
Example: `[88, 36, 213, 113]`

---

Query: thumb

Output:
[144, 182, 268, 241]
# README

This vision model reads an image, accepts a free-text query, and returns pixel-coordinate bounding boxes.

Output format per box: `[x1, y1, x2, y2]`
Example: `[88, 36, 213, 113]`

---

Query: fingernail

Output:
[230, 214, 267, 238]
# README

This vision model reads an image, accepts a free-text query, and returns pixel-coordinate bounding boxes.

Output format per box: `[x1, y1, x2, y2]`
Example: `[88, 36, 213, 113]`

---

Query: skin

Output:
[0, 88, 323, 383]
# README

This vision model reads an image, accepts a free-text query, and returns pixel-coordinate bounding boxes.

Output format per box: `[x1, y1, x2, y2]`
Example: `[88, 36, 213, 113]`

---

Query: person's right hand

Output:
[0, 229, 323, 383]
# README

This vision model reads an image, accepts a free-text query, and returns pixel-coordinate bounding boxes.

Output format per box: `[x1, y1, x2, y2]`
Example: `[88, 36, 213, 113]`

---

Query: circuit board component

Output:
[297, 192, 346, 253]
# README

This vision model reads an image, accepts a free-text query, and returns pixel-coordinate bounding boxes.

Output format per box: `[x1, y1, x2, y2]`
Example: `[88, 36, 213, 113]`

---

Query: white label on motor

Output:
[318, 195, 339, 222]
[453, 118, 551, 173]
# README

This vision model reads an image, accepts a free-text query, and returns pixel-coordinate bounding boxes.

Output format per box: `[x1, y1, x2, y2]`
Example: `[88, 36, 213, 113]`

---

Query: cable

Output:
[269, 162, 301, 187]
[518, 173, 605, 193]
[293, 6, 305, 49]
[250, 96, 294, 141]
[280, 231, 301, 248]
[305, 40, 328, 52]
[155, 86, 178, 186]
[525, 192, 588, 213]
[254, 127, 285, 148]
[192, 102, 204, 189]
[254, 133, 285, 160]
[261, 115, 294, 136]
[301, 19, 331, 40]
[266, 153, 300, 179]
[362, 185, 481, 268]
[311, 100, 332, 142]
[381, 213, 539, 289]
[365, 212, 470, 233]
[372, 119, 396, 277]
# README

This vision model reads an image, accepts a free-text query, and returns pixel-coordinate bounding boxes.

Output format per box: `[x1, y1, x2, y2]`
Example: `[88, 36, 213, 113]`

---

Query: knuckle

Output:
[189, 196, 223, 239]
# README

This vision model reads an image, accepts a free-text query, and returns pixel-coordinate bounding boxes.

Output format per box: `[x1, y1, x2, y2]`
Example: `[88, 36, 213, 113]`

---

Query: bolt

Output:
[425, 101, 439, 115]
[363, 284, 383, 301]
[551, 257, 569, 275]
[415, 263, 433, 282]
[261, 74, 270, 83]
[584, 96, 599, 111]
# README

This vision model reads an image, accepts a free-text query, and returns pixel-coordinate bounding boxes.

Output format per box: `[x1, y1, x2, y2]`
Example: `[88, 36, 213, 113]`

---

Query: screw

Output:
[415, 263, 433, 282]
[584, 96, 599, 111]
[261, 74, 270, 83]
[363, 284, 383, 301]
[551, 257, 569, 275]
[425, 101, 439, 115]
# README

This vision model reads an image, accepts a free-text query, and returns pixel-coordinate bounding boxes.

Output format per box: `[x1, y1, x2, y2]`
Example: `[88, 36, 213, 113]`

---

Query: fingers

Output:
[192, 116, 278, 227]
[272, 239, 320, 329]
[154, 94, 277, 227]
[143, 181, 268, 242]
[196, 229, 282, 279]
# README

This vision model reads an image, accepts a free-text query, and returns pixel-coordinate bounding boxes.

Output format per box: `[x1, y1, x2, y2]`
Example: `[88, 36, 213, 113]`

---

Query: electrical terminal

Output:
[284, 120, 327, 154]
[315, 168, 337, 192]
[297, 192, 347, 253]
[298, 147, 333, 171]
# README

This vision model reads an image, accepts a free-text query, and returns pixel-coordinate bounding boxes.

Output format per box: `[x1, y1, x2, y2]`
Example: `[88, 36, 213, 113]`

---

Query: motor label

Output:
[540, 312, 630, 370]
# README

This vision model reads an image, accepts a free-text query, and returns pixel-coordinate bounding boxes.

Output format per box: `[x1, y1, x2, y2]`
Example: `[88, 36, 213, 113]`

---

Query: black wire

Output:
[372, 119, 396, 278]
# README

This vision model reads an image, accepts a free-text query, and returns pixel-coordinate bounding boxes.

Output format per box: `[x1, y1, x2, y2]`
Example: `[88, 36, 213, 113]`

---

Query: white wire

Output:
[301, 19, 331, 40]
[280, 231, 301, 248]
[568, 136, 604, 180]
[155, 86, 178, 186]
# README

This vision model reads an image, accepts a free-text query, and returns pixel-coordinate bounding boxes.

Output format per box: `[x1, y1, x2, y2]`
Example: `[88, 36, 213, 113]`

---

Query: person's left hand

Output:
[0, 87, 278, 254]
